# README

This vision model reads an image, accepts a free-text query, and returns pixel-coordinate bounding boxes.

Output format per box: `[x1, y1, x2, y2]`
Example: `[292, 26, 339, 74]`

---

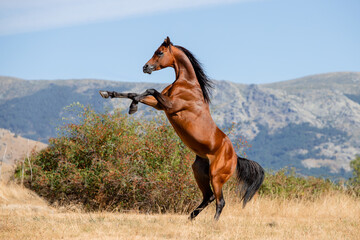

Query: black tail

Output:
[236, 156, 265, 208]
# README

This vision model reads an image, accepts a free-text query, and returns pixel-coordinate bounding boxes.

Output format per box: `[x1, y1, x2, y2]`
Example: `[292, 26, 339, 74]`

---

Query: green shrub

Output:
[349, 155, 360, 196]
[17, 104, 198, 212]
[259, 168, 343, 200]
[350, 155, 360, 184]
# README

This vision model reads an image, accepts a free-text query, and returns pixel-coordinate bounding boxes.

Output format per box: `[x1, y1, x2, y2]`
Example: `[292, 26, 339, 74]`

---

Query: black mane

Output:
[175, 45, 213, 103]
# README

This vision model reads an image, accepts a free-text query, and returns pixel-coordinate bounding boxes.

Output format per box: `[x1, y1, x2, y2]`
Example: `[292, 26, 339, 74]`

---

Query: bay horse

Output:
[99, 37, 264, 220]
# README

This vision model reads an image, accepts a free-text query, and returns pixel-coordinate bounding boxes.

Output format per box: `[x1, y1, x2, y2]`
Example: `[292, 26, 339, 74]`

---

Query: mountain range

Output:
[1, 72, 359, 179]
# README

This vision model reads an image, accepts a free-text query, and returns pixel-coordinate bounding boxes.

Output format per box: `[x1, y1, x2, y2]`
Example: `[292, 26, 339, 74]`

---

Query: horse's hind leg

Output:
[189, 156, 215, 220]
[210, 143, 237, 220]
[211, 175, 226, 221]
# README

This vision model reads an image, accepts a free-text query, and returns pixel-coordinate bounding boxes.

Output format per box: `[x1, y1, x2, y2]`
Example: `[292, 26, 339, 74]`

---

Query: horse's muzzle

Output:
[143, 64, 154, 74]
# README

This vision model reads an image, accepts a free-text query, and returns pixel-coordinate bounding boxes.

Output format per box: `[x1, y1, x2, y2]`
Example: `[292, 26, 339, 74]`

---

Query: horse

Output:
[99, 37, 264, 220]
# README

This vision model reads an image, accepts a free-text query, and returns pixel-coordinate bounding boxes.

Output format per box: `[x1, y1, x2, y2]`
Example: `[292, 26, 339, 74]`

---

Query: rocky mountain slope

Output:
[0, 72, 359, 179]
[211, 73, 360, 177]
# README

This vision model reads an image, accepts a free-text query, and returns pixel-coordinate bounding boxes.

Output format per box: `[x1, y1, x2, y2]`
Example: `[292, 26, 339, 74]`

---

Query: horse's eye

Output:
[157, 51, 163, 56]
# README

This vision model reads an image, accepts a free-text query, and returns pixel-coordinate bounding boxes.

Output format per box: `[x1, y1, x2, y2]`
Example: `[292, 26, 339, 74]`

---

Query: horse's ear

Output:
[164, 36, 172, 47]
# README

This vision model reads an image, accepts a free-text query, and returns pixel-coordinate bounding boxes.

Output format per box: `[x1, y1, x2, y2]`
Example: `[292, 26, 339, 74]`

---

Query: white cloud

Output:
[0, 0, 254, 35]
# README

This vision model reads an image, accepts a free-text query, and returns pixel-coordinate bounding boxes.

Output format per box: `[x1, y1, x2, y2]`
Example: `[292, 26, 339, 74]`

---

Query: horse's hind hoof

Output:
[129, 101, 138, 114]
[99, 91, 109, 98]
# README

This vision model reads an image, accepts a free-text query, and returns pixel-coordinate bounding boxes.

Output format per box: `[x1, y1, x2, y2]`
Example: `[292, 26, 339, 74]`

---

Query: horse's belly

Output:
[167, 116, 222, 157]
[178, 133, 212, 157]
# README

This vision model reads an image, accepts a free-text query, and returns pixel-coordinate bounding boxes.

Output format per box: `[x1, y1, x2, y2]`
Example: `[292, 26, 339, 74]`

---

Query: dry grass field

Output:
[1, 182, 359, 240]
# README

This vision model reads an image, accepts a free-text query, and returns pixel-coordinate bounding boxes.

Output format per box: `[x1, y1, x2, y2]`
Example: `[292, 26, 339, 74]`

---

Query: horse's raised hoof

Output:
[99, 91, 110, 98]
[129, 101, 138, 114]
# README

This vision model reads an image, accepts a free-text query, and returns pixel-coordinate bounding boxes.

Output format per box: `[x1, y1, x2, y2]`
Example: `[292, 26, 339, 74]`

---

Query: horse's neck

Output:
[173, 49, 198, 87]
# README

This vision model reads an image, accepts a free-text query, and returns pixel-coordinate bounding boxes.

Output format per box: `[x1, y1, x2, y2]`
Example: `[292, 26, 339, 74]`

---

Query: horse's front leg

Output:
[134, 89, 172, 110]
[99, 91, 138, 100]
[128, 88, 172, 115]
[99, 89, 172, 114]
[99, 90, 140, 114]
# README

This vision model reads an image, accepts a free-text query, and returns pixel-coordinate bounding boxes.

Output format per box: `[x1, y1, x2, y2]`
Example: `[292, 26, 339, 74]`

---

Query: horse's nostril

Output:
[143, 64, 152, 74]
[143, 63, 154, 74]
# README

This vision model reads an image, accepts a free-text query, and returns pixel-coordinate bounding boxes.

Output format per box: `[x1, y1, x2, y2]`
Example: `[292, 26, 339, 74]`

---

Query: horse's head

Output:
[143, 36, 174, 74]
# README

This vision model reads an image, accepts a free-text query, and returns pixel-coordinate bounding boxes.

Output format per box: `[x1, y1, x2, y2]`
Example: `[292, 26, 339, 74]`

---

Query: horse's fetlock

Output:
[108, 91, 115, 98]
[220, 198, 225, 208]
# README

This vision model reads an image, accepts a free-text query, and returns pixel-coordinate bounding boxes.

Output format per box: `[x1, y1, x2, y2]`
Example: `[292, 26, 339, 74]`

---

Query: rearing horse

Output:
[99, 37, 264, 220]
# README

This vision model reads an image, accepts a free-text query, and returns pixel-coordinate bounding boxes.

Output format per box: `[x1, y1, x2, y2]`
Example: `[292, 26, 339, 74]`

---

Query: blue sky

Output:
[0, 0, 359, 84]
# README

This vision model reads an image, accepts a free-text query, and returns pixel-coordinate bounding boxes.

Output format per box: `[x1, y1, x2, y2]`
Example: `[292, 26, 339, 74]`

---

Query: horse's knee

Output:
[127, 93, 138, 99]
[146, 89, 156, 95]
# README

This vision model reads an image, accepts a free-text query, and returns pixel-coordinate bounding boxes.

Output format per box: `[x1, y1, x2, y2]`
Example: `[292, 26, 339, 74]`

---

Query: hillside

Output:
[0, 72, 359, 179]
[0, 128, 47, 164]
[0, 128, 47, 183]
